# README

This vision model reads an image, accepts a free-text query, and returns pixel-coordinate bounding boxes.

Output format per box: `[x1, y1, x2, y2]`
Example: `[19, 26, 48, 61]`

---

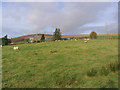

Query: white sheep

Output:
[84, 40, 87, 43]
[13, 46, 19, 50]
[84, 38, 87, 40]
[0, 45, 2, 47]
[75, 39, 77, 41]
[87, 38, 90, 40]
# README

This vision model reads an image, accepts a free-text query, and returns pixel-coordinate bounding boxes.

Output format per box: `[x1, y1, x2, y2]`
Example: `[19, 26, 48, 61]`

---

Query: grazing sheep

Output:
[13, 46, 19, 50]
[84, 40, 87, 43]
[84, 38, 87, 40]
[87, 38, 90, 40]
[55, 40, 58, 42]
[75, 39, 77, 41]
[11, 43, 14, 45]
[0, 45, 2, 47]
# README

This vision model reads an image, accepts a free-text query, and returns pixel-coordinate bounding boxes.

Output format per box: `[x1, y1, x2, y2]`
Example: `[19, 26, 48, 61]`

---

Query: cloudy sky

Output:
[2, 2, 118, 38]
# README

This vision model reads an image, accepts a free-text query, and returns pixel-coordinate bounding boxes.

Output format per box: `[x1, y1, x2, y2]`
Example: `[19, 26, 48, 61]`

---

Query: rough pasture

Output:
[2, 39, 118, 88]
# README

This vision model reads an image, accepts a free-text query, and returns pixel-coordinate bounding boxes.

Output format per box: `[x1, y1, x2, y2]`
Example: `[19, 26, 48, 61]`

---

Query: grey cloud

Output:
[26, 2, 117, 34]
[2, 2, 118, 38]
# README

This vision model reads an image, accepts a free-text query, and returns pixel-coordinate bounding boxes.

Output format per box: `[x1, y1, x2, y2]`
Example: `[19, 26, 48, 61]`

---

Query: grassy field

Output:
[2, 39, 119, 88]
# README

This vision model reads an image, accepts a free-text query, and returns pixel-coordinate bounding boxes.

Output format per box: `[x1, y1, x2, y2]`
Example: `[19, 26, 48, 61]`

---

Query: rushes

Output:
[87, 60, 119, 77]
[87, 68, 98, 77]
[107, 61, 119, 72]
[100, 66, 109, 76]
[51, 72, 77, 88]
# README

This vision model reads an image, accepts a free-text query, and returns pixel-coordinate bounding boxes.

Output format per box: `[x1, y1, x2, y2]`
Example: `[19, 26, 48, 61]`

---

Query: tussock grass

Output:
[87, 60, 119, 77]
[87, 68, 98, 77]
[99, 66, 110, 76]
[107, 60, 119, 72]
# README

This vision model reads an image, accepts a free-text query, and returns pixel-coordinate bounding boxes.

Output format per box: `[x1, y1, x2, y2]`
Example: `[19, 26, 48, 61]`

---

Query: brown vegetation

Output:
[11, 34, 53, 43]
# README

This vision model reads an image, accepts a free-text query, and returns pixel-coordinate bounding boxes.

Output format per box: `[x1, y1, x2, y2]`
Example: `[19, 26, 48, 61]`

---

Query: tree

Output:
[53, 28, 61, 40]
[40, 34, 45, 42]
[2, 35, 11, 45]
[90, 31, 97, 39]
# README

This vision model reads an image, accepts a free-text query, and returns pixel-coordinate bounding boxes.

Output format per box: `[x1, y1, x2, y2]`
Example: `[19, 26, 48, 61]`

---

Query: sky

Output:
[2, 2, 118, 38]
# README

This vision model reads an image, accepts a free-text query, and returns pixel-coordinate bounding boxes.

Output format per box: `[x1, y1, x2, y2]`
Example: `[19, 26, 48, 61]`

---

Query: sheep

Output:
[0, 45, 2, 47]
[84, 40, 87, 43]
[75, 39, 77, 41]
[87, 38, 90, 40]
[11, 43, 14, 45]
[13, 46, 19, 50]
[84, 38, 87, 40]
[55, 40, 58, 42]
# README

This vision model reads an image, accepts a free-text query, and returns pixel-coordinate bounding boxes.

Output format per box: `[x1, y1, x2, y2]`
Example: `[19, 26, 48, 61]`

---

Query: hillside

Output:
[10, 34, 119, 43]
[11, 34, 53, 43]
[2, 39, 119, 88]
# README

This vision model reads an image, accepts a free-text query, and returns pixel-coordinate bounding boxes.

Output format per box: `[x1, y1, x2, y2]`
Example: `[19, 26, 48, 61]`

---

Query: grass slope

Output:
[2, 39, 118, 88]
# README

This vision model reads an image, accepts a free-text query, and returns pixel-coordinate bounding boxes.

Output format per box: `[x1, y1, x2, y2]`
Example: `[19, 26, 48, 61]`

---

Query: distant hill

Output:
[11, 34, 53, 43]
[10, 34, 119, 43]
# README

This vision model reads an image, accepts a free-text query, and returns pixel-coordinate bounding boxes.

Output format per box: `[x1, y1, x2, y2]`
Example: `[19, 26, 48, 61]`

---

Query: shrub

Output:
[90, 31, 97, 39]
[37, 40, 40, 43]
[87, 68, 98, 77]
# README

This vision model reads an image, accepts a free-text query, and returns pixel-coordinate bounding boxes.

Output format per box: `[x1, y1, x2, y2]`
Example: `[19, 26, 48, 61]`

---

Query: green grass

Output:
[2, 39, 119, 88]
